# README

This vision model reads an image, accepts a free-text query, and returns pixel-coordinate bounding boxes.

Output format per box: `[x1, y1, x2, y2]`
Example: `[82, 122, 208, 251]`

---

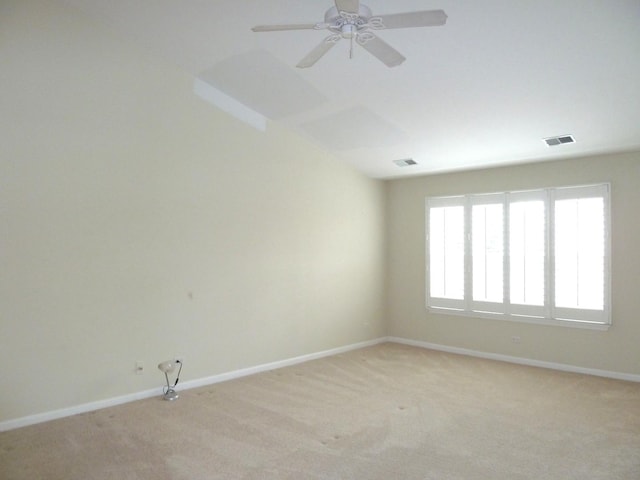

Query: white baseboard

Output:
[387, 336, 640, 383]
[0, 337, 386, 432]
[178, 337, 386, 392]
[0, 388, 161, 433]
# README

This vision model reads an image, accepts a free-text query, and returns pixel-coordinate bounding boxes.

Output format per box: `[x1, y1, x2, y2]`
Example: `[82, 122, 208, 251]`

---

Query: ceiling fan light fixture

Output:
[341, 23, 357, 38]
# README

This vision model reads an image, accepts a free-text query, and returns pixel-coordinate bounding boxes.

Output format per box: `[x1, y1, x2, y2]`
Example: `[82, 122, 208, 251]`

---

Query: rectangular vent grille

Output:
[393, 159, 418, 167]
[544, 135, 575, 146]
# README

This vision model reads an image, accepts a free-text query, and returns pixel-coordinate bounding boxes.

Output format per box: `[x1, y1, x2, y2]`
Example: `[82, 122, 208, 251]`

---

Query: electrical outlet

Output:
[135, 360, 144, 375]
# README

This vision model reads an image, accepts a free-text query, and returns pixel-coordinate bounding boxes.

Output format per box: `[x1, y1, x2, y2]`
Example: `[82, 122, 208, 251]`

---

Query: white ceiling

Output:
[64, 0, 640, 179]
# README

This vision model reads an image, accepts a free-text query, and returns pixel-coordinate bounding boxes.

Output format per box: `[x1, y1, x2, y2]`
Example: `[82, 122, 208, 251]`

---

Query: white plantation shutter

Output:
[426, 184, 610, 327]
[426, 196, 465, 310]
[470, 194, 504, 313]
[552, 184, 609, 323]
[508, 190, 546, 318]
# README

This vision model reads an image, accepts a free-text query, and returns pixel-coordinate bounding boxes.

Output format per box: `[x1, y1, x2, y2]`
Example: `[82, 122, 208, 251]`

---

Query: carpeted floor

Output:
[2, 343, 640, 479]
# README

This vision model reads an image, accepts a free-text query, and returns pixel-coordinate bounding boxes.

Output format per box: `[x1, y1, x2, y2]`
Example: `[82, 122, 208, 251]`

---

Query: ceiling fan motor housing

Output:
[325, 5, 373, 39]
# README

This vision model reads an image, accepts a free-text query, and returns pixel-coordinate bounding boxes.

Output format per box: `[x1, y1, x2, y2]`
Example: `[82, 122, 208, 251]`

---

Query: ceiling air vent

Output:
[544, 134, 575, 146]
[393, 159, 418, 167]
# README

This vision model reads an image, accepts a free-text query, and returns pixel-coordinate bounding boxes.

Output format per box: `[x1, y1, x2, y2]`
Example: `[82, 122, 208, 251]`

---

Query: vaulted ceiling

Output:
[65, 0, 640, 178]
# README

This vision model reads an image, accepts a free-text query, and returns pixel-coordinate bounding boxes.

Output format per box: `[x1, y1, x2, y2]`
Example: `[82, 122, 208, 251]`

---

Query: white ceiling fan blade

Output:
[297, 35, 341, 68]
[334, 0, 360, 14]
[252, 23, 319, 32]
[357, 34, 406, 67]
[373, 10, 447, 29]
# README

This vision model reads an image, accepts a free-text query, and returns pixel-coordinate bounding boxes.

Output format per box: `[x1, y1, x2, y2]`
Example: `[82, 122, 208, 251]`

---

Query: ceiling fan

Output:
[251, 0, 447, 68]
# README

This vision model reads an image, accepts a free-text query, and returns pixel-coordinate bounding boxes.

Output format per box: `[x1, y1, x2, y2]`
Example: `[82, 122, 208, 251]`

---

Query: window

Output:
[426, 184, 610, 328]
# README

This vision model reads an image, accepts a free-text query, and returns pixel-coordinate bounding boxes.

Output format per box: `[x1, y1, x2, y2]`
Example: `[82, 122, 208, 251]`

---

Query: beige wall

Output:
[0, 1, 386, 423]
[386, 152, 640, 375]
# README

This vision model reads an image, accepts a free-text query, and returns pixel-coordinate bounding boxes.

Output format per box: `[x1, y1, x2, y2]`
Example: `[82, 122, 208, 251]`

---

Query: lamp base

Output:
[163, 389, 179, 401]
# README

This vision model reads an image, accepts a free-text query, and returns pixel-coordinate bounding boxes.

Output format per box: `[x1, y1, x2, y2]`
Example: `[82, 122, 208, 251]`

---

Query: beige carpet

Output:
[1, 343, 640, 479]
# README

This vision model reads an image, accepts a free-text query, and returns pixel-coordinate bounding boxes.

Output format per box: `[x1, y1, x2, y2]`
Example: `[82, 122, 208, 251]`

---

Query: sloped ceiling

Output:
[63, 0, 640, 178]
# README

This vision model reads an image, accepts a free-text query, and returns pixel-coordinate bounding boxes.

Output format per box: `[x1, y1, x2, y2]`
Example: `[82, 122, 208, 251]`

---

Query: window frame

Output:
[425, 183, 611, 330]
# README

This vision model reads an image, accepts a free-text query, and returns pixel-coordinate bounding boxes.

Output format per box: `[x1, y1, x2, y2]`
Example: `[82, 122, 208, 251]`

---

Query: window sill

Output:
[427, 307, 611, 331]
